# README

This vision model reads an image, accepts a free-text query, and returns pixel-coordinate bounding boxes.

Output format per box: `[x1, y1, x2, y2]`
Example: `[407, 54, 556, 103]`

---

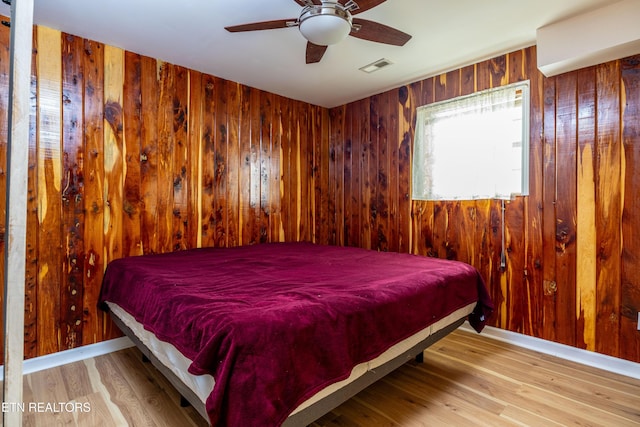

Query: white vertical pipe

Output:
[3, 0, 35, 425]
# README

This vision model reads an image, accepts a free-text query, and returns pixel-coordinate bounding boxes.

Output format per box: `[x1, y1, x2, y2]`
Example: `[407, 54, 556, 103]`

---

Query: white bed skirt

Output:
[106, 301, 476, 417]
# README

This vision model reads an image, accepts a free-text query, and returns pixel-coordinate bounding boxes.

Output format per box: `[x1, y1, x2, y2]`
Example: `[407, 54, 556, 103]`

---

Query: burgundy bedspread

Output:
[99, 242, 493, 426]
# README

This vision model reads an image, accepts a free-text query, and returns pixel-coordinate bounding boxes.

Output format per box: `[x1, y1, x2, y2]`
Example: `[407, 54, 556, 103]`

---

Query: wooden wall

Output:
[1, 21, 639, 366]
[323, 46, 640, 364]
[0, 25, 322, 361]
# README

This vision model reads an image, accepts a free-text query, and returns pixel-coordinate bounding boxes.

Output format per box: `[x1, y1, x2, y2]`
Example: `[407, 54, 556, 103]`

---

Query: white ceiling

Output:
[0, 0, 620, 108]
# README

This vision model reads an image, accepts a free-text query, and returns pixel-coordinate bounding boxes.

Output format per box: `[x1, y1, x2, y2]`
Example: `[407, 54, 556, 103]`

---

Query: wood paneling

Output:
[524, 46, 544, 339]
[576, 66, 597, 351]
[187, 71, 203, 249]
[156, 61, 175, 254]
[621, 55, 640, 362]
[595, 61, 623, 357]
[1, 20, 639, 367]
[103, 45, 124, 271]
[123, 51, 143, 258]
[25, 28, 39, 358]
[327, 47, 640, 364]
[81, 38, 105, 347]
[61, 34, 85, 350]
[173, 65, 189, 251]
[36, 26, 63, 356]
[554, 71, 578, 347]
[0, 23, 321, 361]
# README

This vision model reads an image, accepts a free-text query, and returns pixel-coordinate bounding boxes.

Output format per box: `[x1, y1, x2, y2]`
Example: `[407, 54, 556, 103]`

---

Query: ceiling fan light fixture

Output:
[298, 3, 353, 46]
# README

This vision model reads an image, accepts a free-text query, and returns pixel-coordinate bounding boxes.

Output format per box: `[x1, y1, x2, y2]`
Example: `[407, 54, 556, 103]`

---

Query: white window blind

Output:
[412, 81, 529, 200]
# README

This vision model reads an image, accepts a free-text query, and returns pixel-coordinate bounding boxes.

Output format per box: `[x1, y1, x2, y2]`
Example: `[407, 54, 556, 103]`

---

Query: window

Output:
[412, 81, 529, 200]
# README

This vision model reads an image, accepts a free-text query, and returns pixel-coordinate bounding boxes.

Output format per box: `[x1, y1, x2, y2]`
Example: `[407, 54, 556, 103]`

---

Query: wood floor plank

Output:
[498, 405, 565, 427]
[431, 332, 640, 422]
[448, 331, 640, 391]
[353, 381, 480, 426]
[133, 349, 209, 426]
[316, 398, 398, 427]
[382, 366, 511, 425]
[15, 328, 640, 426]
[25, 363, 70, 403]
[410, 358, 566, 426]
[93, 353, 156, 426]
[23, 367, 76, 426]
[83, 357, 130, 426]
[75, 393, 122, 427]
[116, 347, 204, 427]
[515, 384, 639, 427]
[60, 361, 94, 400]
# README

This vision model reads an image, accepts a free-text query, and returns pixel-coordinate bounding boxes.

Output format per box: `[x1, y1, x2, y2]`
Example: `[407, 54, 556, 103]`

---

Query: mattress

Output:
[99, 242, 493, 425]
[107, 301, 476, 418]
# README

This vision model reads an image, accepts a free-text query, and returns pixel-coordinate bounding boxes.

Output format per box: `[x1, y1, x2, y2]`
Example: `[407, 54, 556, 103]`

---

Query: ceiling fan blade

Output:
[293, 0, 321, 5]
[225, 19, 296, 33]
[346, 0, 387, 14]
[306, 42, 328, 64]
[350, 18, 411, 46]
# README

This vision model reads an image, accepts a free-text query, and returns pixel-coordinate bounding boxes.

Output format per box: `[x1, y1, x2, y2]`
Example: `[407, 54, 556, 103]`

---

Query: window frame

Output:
[411, 80, 530, 201]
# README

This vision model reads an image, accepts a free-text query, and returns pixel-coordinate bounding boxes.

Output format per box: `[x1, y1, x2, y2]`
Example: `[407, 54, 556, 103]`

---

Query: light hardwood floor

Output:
[11, 329, 640, 426]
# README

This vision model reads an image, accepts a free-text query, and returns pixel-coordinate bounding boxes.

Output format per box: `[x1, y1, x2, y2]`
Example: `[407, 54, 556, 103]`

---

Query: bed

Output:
[98, 242, 493, 426]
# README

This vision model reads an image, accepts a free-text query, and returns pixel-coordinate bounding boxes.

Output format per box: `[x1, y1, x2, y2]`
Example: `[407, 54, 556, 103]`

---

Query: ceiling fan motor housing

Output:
[298, 1, 355, 45]
[224, 0, 411, 64]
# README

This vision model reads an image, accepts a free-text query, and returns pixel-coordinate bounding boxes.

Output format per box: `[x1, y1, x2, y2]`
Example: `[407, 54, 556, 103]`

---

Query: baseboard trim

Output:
[3, 325, 639, 383]
[460, 323, 640, 380]
[0, 336, 134, 381]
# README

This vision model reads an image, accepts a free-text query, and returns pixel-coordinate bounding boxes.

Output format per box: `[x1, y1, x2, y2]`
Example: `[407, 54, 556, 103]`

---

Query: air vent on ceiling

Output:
[359, 58, 393, 73]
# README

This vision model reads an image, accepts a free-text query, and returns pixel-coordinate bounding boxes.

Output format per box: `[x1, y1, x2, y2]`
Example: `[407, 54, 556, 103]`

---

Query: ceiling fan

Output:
[225, 0, 412, 64]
